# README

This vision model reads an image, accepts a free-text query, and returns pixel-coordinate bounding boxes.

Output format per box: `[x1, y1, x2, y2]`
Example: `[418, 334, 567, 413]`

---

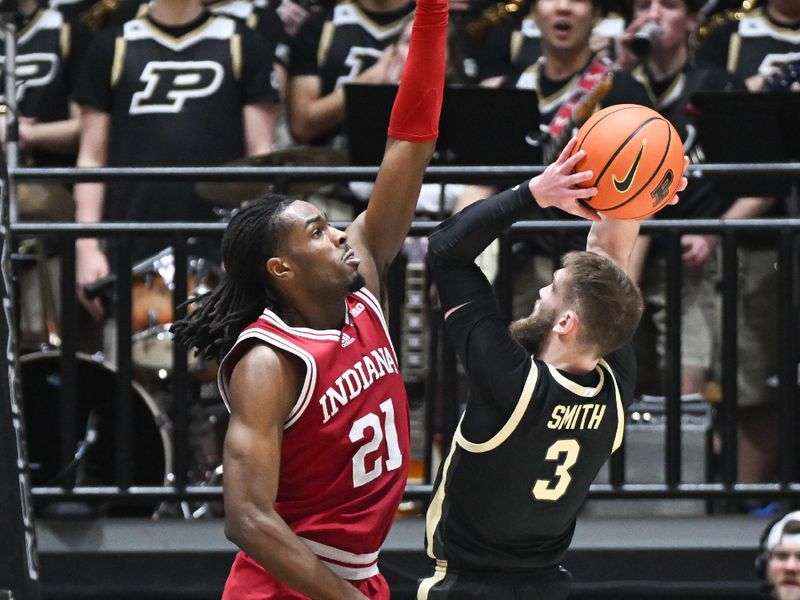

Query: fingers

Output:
[556, 137, 578, 165]
[568, 168, 594, 185]
[77, 288, 105, 321]
[573, 201, 602, 222]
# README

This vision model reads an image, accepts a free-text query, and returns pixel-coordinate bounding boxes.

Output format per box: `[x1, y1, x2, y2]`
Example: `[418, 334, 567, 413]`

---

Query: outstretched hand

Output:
[529, 138, 600, 222]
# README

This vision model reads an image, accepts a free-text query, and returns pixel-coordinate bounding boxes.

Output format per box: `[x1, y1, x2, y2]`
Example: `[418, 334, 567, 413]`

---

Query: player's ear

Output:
[267, 256, 294, 281]
[553, 309, 578, 335]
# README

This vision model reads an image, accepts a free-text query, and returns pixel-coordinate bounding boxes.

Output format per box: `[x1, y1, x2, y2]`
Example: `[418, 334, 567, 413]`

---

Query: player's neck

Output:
[542, 46, 594, 81]
[281, 297, 347, 331]
[538, 338, 598, 375]
[646, 45, 688, 81]
[149, 0, 204, 25]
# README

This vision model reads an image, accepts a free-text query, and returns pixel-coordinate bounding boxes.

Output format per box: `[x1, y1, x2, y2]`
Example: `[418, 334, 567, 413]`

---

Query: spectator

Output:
[0, 0, 91, 349]
[756, 511, 800, 600]
[72, 0, 280, 321]
[286, 0, 414, 148]
[613, 0, 746, 396]
[694, 0, 800, 485]
[1, 0, 91, 168]
[476, 0, 627, 86]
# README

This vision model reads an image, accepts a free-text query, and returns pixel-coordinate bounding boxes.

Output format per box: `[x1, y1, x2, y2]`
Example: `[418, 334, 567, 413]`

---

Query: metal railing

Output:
[8, 162, 800, 510]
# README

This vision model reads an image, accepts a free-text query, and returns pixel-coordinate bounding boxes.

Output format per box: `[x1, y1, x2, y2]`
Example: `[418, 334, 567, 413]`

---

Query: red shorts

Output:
[222, 552, 390, 600]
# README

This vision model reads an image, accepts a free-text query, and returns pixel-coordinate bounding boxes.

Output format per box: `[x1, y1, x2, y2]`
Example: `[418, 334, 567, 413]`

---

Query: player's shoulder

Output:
[229, 339, 304, 390]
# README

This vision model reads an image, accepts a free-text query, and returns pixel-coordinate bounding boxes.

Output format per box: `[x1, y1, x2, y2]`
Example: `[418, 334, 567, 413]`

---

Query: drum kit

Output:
[18, 146, 344, 516]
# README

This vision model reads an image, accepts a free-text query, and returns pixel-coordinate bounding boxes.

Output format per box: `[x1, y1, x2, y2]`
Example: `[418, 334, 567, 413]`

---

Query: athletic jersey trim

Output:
[425, 417, 462, 559]
[739, 8, 800, 41]
[417, 560, 448, 599]
[545, 362, 605, 397]
[299, 537, 380, 580]
[218, 288, 392, 429]
[353, 287, 399, 357]
[123, 15, 236, 52]
[598, 358, 625, 453]
[456, 358, 539, 453]
[217, 329, 317, 428]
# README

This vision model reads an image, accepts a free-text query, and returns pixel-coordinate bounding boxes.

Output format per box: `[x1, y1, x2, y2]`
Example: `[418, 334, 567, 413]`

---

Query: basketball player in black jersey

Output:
[417, 139, 687, 599]
[612, 0, 745, 398]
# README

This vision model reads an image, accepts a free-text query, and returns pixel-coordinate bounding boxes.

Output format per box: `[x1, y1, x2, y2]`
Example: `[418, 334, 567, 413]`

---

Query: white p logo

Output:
[130, 60, 224, 114]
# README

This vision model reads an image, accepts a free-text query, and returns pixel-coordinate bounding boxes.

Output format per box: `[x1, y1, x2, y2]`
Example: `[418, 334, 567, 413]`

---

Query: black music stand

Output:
[344, 84, 542, 169]
[690, 91, 800, 198]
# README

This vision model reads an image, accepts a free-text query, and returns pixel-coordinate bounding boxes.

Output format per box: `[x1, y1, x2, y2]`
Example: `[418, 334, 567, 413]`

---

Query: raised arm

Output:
[345, 0, 448, 299]
[586, 216, 643, 274]
[587, 157, 689, 274]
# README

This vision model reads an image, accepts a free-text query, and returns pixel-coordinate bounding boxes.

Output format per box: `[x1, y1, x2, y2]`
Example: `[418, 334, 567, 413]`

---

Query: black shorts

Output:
[417, 561, 572, 600]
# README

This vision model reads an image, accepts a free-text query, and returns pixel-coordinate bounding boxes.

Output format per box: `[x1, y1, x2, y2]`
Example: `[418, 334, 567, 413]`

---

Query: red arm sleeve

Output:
[386, 0, 448, 142]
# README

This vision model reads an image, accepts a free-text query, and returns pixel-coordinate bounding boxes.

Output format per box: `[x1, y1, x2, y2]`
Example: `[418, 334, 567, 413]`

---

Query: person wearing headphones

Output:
[756, 511, 800, 600]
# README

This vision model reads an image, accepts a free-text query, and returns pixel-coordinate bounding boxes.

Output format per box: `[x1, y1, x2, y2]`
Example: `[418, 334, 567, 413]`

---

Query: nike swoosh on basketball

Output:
[612, 139, 646, 193]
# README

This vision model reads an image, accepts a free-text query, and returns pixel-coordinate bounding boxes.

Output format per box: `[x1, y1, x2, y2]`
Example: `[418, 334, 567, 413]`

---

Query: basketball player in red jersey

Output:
[171, 0, 448, 596]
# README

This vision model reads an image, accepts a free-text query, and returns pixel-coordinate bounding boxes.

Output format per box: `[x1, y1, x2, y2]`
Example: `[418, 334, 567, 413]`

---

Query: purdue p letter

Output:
[130, 60, 224, 114]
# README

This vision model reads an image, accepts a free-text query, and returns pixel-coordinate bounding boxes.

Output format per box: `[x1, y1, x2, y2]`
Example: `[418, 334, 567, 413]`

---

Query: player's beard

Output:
[509, 304, 557, 355]
[349, 272, 367, 293]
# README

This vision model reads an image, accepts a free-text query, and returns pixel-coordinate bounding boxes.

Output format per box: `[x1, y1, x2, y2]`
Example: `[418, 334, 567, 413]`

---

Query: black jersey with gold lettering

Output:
[695, 6, 800, 79]
[425, 183, 636, 572]
[288, 0, 413, 144]
[0, 8, 89, 166]
[74, 11, 278, 233]
[629, 63, 744, 223]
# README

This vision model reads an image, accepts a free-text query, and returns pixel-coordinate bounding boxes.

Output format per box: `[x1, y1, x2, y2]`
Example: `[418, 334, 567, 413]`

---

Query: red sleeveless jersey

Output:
[218, 287, 410, 585]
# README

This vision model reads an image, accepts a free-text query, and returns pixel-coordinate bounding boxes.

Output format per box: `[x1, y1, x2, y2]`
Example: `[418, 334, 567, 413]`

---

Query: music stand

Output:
[691, 91, 800, 198]
[344, 84, 542, 171]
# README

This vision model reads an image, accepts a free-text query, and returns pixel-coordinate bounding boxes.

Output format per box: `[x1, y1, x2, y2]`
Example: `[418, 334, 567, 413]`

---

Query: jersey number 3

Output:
[349, 399, 403, 488]
[532, 439, 581, 501]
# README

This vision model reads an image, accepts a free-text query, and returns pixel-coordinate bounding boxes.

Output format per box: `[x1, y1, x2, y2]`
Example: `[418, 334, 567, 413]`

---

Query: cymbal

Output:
[195, 146, 347, 206]
[17, 183, 75, 222]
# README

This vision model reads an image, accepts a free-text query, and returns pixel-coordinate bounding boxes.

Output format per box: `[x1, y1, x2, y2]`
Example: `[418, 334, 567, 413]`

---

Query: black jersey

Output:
[0, 8, 89, 166]
[73, 11, 278, 254]
[425, 183, 636, 572]
[630, 62, 745, 225]
[48, 0, 95, 23]
[206, 0, 284, 49]
[694, 6, 800, 79]
[288, 0, 413, 144]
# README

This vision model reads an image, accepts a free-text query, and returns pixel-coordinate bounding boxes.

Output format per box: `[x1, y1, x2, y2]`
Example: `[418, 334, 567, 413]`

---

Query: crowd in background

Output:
[2, 0, 799, 496]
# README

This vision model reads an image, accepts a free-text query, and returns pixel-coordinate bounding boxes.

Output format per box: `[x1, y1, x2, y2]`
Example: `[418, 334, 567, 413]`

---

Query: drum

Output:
[20, 351, 172, 489]
[131, 251, 218, 376]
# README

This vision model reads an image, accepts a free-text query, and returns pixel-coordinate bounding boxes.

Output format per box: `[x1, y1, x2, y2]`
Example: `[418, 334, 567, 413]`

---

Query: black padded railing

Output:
[8, 163, 800, 508]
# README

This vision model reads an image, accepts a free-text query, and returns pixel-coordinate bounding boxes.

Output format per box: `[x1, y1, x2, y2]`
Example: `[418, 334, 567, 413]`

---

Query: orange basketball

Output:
[572, 104, 684, 220]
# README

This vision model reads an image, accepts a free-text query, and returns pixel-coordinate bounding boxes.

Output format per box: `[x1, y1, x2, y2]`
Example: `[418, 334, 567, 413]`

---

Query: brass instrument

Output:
[81, 0, 131, 31]
[692, 0, 758, 48]
[466, 0, 525, 44]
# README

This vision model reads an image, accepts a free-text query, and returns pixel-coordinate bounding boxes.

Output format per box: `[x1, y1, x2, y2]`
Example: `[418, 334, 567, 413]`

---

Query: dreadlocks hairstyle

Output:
[171, 194, 294, 362]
